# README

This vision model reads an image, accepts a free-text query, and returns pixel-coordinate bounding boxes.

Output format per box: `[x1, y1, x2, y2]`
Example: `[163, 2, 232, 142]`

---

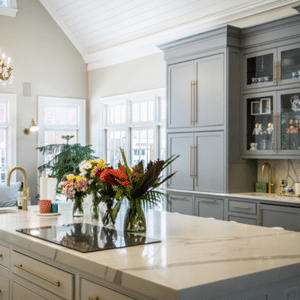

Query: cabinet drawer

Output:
[169, 193, 194, 216]
[196, 197, 224, 220]
[81, 278, 135, 300]
[229, 215, 257, 225]
[0, 273, 9, 300]
[0, 244, 10, 269]
[229, 200, 257, 215]
[12, 282, 48, 300]
[12, 251, 74, 300]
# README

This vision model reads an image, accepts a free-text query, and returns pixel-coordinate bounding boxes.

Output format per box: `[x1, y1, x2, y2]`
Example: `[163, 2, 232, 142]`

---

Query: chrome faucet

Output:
[7, 166, 31, 211]
[262, 162, 274, 194]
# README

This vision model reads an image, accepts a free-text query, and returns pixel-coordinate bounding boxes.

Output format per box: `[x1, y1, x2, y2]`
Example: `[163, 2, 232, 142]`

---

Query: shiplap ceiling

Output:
[38, 0, 300, 70]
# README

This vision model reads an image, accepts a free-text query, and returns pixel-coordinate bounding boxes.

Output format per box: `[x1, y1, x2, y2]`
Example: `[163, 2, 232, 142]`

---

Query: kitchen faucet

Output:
[7, 166, 31, 211]
[262, 162, 274, 194]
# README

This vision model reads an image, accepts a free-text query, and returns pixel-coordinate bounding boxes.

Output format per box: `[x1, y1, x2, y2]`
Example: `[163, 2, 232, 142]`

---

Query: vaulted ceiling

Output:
[39, 0, 300, 70]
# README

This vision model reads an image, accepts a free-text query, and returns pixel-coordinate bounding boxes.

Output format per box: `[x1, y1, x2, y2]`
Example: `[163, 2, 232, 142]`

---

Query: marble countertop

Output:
[166, 188, 300, 205]
[1, 204, 300, 299]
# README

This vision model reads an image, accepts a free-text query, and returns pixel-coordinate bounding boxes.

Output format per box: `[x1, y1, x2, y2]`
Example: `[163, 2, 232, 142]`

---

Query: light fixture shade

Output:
[29, 118, 39, 132]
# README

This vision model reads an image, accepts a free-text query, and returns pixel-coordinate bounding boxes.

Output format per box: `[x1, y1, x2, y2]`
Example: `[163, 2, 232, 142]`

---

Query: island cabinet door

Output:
[259, 204, 300, 231]
[0, 273, 9, 300]
[194, 131, 225, 193]
[0, 244, 10, 269]
[167, 133, 194, 191]
[12, 282, 48, 300]
[195, 197, 224, 220]
[81, 278, 136, 300]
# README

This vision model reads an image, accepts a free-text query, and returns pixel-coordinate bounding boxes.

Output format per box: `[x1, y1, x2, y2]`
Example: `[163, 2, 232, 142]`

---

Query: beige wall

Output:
[88, 52, 166, 156]
[0, 0, 87, 203]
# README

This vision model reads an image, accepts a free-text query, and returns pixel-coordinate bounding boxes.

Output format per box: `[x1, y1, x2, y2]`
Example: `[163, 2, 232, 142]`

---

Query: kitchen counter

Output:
[1, 204, 300, 299]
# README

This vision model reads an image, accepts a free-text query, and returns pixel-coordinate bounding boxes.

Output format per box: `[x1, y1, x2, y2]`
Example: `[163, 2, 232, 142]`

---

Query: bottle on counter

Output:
[280, 179, 286, 194]
[17, 182, 23, 209]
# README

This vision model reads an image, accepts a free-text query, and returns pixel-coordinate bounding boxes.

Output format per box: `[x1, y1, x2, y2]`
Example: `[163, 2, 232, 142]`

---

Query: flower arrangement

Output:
[104, 149, 179, 232]
[78, 158, 122, 223]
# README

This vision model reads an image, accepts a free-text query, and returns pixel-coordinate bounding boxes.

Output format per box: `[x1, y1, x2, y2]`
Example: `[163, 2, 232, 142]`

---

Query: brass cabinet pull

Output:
[232, 205, 250, 209]
[276, 114, 280, 151]
[172, 195, 187, 200]
[277, 60, 280, 83]
[193, 80, 196, 125]
[273, 61, 277, 83]
[0, 254, 2, 257]
[190, 81, 193, 125]
[190, 145, 193, 177]
[193, 146, 196, 178]
[14, 264, 60, 287]
[88, 297, 99, 300]
[258, 206, 261, 226]
[200, 199, 216, 203]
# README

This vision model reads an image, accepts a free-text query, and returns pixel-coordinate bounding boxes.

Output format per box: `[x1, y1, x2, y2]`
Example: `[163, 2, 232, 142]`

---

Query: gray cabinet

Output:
[167, 53, 224, 129]
[258, 203, 300, 231]
[195, 197, 224, 220]
[168, 193, 194, 216]
[227, 199, 257, 225]
[168, 131, 224, 193]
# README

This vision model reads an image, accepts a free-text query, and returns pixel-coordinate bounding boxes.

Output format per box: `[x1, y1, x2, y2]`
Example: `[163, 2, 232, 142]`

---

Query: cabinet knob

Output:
[0, 254, 2, 257]
[88, 297, 99, 300]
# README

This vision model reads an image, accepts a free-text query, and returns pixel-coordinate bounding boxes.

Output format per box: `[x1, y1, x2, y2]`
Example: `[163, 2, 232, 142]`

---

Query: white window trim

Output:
[0, 0, 18, 17]
[100, 88, 165, 164]
[37, 96, 86, 168]
[0, 93, 16, 181]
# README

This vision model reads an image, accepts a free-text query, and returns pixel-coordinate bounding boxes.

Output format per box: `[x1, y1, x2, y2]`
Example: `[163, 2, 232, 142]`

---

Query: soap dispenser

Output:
[280, 180, 286, 194]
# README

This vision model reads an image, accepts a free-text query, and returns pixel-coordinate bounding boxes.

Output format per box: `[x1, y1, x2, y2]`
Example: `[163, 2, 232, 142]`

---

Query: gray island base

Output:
[0, 204, 300, 300]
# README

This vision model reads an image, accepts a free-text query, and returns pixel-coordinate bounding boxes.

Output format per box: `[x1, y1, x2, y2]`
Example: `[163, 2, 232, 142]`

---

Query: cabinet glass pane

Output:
[247, 96, 274, 151]
[247, 54, 273, 85]
[281, 47, 300, 80]
[280, 92, 300, 150]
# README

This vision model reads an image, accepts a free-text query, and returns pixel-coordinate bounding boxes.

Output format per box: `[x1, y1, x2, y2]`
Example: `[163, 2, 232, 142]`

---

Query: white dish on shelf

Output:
[35, 211, 61, 217]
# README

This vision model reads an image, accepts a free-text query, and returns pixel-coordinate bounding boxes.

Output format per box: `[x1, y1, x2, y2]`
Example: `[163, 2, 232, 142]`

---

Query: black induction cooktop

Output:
[16, 223, 161, 253]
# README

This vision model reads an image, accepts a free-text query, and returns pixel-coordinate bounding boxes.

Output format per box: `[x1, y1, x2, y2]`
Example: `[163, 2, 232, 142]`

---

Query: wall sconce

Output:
[24, 118, 39, 135]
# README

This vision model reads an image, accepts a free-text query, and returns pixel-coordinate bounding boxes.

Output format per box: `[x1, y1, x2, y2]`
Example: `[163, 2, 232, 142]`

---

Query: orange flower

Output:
[104, 163, 131, 187]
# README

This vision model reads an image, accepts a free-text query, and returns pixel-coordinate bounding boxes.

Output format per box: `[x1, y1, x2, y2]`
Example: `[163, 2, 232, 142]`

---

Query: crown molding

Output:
[39, 0, 85, 55]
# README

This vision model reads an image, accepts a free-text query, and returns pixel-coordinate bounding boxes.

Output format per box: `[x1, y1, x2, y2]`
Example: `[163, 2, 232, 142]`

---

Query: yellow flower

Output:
[97, 158, 106, 168]
[67, 174, 76, 181]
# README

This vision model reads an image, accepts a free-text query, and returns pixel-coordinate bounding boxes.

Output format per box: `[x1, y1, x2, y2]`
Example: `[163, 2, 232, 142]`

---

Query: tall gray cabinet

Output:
[159, 26, 257, 216]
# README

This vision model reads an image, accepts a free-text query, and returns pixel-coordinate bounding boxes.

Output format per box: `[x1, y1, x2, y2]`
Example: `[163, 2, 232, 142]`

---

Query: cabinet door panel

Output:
[168, 61, 194, 128]
[195, 131, 225, 192]
[169, 193, 194, 216]
[195, 197, 224, 220]
[168, 133, 193, 190]
[0, 273, 9, 300]
[196, 53, 224, 127]
[12, 282, 48, 300]
[260, 204, 300, 231]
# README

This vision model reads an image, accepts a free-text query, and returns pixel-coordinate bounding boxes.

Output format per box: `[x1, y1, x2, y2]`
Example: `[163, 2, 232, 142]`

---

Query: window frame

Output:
[0, 0, 18, 17]
[0, 93, 16, 182]
[100, 88, 166, 166]
[37, 96, 86, 169]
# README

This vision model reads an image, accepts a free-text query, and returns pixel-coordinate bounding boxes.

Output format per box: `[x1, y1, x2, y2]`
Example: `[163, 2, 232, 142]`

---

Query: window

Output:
[38, 96, 86, 172]
[100, 88, 166, 171]
[0, 93, 16, 183]
[0, 0, 18, 17]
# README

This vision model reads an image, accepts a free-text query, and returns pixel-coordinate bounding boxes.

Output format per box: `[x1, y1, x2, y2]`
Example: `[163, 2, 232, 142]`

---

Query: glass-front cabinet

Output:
[244, 89, 300, 157]
[244, 43, 300, 89]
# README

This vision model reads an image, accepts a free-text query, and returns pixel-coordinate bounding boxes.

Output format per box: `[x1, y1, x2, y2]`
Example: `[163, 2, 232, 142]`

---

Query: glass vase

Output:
[124, 202, 146, 233]
[100, 199, 115, 227]
[90, 203, 100, 220]
[73, 197, 84, 217]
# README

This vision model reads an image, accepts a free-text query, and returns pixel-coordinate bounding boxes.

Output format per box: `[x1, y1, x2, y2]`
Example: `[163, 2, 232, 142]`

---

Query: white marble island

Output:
[1, 205, 300, 300]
